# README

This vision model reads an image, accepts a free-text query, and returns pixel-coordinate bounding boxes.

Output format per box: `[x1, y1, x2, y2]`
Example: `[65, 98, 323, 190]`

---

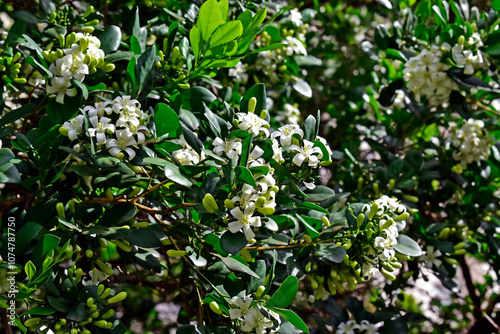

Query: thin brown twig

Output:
[131, 179, 171, 203]
[78, 196, 196, 215]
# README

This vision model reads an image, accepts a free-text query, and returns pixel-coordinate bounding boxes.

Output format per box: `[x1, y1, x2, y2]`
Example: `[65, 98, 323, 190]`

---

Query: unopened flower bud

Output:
[394, 212, 409, 222]
[85, 249, 93, 258]
[102, 309, 115, 319]
[166, 249, 187, 257]
[356, 213, 365, 228]
[248, 97, 257, 114]
[107, 291, 128, 304]
[224, 199, 236, 209]
[209, 301, 222, 315]
[403, 194, 418, 203]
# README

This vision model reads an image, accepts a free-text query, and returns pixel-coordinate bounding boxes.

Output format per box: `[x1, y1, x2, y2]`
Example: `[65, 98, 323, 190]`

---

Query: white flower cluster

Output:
[361, 196, 408, 279]
[403, 44, 459, 106]
[452, 33, 488, 75]
[228, 61, 249, 84]
[337, 319, 380, 334]
[170, 135, 204, 165]
[46, 33, 106, 104]
[229, 295, 280, 334]
[448, 118, 492, 165]
[60, 96, 150, 160]
[214, 102, 332, 241]
[275, 103, 301, 125]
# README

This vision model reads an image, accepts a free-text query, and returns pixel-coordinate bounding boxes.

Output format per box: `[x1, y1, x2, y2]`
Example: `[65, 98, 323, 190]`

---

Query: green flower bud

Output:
[83, 5, 94, 17]
[402, 271, 414, 279]
[110, 239, 132, 252]
[380, 218, 394, 230]
[224, 199, 236, 209]
[257, 207, 275, 215]
[59, 127, 69, 136]
[86, 19, 100, 26]
[95, 259, 114, 276]
[91, 311, 100, 318]
[255, 285, 266, 298]
[132, 221, 149, 228]
[209, 301, 222, 315]
[310, 276, 319, 289]
[373, 183, 379, 196]
[343, 254, 350, 265]
[322, 216, 331, 227]
[357, 177, 363, 191]
[390, 261, 402, 269]
[381, 261, 394, 272]
[332, 277, 345, 292]
[68, 199, 76, 213]
[326, 278, 337, 295]
[438, 227, 450, 239]
[388, 179, 395, 191]
[368, 202, 379, 220]
[259, 110, 267, 119]
[202, 194, 218, 213]
[444, 257, 458, 265]
[305, 261, 312, 272]
[255, 197, 266, 208]
[85, 249, 93, 258]
[356, 213, 365, 228]
[346, 275, 357, 291]
[24, 317, 42, 327]
[93, 320, 109, 328]
[97, 284, 105, 296]
[240, 248, 252, 262]
[107, 291, 128, 304]
[100, 288, 112, 299]
[87, 297, 94, 307]
[166, 249, 187, 257]
[75, 268, 83, 282]
[102, 309, 115, 319]
[14, 78, 26, 84]
[56, 202, 65, 218]
[403, 194, 418, 203]
[178, 83, 190, 89]
[56, 48, 65, 58]
[248, 97, 257, 114]
[381, 267, 396, 281]
[394, 212, 409, 222]
[161, 238, 172, 246]
[395, 253, 411, 261]
[279, 65, 287, 72]
[104, 64, 115, 72]
[99, 237, 109, 248]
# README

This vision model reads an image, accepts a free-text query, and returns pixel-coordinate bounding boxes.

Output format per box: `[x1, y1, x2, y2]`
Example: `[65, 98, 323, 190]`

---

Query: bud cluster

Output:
[0, 48, 26, 86]
[447, 118, 492, 166]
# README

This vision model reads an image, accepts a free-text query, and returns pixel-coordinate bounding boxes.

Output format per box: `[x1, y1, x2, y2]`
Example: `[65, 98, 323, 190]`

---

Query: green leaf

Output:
[220, 231, 247, 254]
[302, 114, 317, 141]
[266, 276, 298, 308]
[197, 0, 223, 41]
[304, 186, 335, 202]
[240, 83, 267, 115]
[316, 244, 346, 264]
[494, 0, 500, 10]
[217, 255, 259, 278]
[22, 306, 57, 316]
[190, 25, 201, 60]
[46, 95, 83, 125]
[292, 78, 312, 98]
[31, 234, 60, 268]
[164, 161, 192, 187]
[269, 307, 309, 333]
[134, 45, 157, 97]
[0, 148, 14, 165]
[126, 56, 137, 95]
[99, 202, 137, 226]
[155, 103, 180, 138]
[0, 162, 20, 183]
[47, 296, 71, 313]
[394, 234, 422, 257]
[99, 25, 122, 54]
[235, 166, 256, 186]
[210, 21, 243, 47]
[181, 86, 217, 112]
[239, 133, 253, 167]
[246, 7, 267, 33]
[0, 103, 36, 127]
[25, 261, 36, 280]
[296, 215, 320, 239]
[219, 0, 229, 21]
[298, 202, 329, 214]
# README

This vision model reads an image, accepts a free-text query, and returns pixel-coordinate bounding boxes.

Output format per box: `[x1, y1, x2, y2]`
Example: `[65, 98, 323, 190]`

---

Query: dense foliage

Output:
[1, 0, 500, 333]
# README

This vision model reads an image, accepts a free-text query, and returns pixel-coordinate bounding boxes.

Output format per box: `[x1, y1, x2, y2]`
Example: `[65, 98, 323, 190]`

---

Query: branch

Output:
[459, 256, 482, 319]
[78, 196, 196, 215]
[2, 309, 13, 334]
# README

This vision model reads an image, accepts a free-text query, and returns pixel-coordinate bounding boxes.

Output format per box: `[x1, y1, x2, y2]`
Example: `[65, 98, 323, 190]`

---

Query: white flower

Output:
[288, 139, 323, 167]
[229, 295, 253, 319]
[237, 112, 270, 138]
[271, 139, 284, 163]
[112, 95, 142, 116]
[213, 137, 242, 159]
[232, 184, 259, 208]
[419, 245, 442, 269]
[337, 320, 360, 334]
[46, 76, 77, 104]
[88, 116, 115, 145]
[359, 320, 380, 334]
[171, 135, 202, 165]
[284, 36, 307, 56]
[84, 101, 112, 117]
[289, 9, 303, 27]
[240, 307, 274, 334]
[106, 128, 137, 159]
[228, 61, 248, 83]
[229, 203, 262, 240]
[83, 265, 111, 286]
[275, 103, 301, 125]
[51, 46, 89, 82]
[61, 115, 84, 141]
[373, 236, 396, 261]
[247, 145, 266, 168]
[448, 119, 492, 165]
[271, 124, 304, 146]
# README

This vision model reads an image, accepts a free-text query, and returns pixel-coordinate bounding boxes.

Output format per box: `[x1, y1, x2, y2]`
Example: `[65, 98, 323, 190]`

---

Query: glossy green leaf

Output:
[266, 276, 298, 308]
[220, 231, 247, 255]
[217, 255, 259, 278]
[235, 166, 256, 186]
[99, 25, 122, 54]
[269, 307, 309, 333]
[394, 234, 422, 257]
[197, 0, 223, 41]
[0, 103, 36, 127]
[210, 21, 243, 47]
[155, 103, 180, 138]
[164, 161, 192, 187]
[99, 202, 137, 227]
